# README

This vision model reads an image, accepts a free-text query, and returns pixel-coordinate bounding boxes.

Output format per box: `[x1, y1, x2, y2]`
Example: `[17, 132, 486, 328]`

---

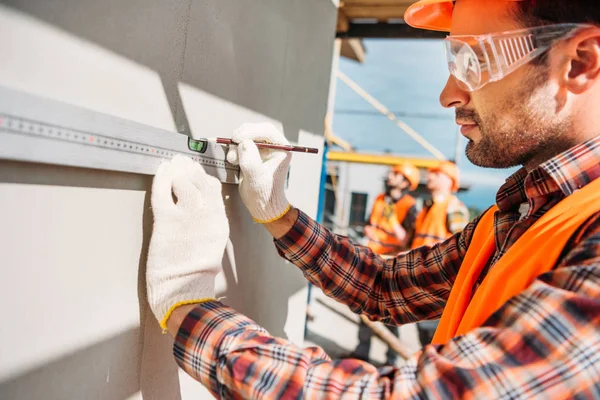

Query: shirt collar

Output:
[496, 134, 600, 212]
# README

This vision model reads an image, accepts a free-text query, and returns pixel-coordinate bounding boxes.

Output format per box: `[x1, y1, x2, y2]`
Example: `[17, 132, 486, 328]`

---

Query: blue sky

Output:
[333, 39, 518, 210]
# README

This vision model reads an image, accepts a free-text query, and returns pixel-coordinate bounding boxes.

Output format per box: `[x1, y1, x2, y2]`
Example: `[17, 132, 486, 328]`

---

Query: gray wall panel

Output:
[0, 0, 337, 398]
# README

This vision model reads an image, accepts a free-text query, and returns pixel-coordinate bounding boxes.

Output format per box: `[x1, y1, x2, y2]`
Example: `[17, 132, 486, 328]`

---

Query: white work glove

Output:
[226, 122, 291, 223]
[147, 155, 229, 330]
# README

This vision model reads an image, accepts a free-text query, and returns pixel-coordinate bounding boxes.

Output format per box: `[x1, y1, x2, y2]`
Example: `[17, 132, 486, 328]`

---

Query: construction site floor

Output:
[304, 286, 422, 368]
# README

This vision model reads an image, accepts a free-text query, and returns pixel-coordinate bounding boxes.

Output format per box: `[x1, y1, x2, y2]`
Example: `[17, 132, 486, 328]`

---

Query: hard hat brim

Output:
[404, 0, 454, 32]
[404, 0, 524, 32]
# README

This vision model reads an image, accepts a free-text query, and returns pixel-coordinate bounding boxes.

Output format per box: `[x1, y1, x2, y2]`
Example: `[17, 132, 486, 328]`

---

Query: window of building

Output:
[322, 175, 337, 229]
[349, 192, 368, 228]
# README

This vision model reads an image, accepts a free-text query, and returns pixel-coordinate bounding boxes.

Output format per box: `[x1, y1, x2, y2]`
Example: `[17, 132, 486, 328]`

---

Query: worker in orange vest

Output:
[412, 161, 469, 249]
[412, 161, 470, 345]
[353, 163, 419, 365]
[364, 163, 420, 256]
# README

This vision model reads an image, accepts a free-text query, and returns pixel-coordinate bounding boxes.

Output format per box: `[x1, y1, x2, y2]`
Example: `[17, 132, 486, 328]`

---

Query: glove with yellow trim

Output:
[147, 155, 229, 329]
[226, 122, 292, 223]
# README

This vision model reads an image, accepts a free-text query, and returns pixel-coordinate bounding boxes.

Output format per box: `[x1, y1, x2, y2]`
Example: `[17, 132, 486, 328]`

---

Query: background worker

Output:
[149, 0, 600, 397]
[412, 161, 469, 345]
[364, 163, 419, 255]
[353, 163, 419, 365]
[412, 161, 469, 249]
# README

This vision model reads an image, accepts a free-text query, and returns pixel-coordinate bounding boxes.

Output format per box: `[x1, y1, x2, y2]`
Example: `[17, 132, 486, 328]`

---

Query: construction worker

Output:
[364, 163, 420, 255]
[411, 161, 470, 345]
[412, 161, 469, 249]
[148, 1, 600, 397]
[353, 163, 419, 365]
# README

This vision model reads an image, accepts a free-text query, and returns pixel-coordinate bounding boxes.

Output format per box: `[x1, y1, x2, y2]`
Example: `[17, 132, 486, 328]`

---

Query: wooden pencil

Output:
[202, 137, 319, 154]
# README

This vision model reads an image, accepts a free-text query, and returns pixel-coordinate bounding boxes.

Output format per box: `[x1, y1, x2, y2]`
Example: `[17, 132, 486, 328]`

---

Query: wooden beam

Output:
[337, 9, 350, 33]
[337, 22, 447, 38]
[327, 133, 355, 152]
[343, 5, 410, 20]
[340, 38, 366, 63]
[360, 315, 414, 359]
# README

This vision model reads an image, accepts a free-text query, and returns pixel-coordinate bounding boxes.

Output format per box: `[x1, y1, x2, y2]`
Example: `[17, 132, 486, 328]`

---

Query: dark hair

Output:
[510, 1, 599, 65]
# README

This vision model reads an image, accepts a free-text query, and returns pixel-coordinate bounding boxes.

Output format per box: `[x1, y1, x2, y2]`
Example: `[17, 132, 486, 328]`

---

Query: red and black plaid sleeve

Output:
[274, 209, 479, 323]
[174, 215, 600, 398]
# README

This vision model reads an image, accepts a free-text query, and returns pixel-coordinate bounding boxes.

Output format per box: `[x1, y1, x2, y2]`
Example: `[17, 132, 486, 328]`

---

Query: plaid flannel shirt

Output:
[174, 135, 600, 399]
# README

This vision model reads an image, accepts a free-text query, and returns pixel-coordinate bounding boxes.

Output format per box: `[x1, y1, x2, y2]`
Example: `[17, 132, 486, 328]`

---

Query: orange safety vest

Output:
[432, 178, 600, 345]
[366, 194, 416, 255]
[412, 195, 457, 249]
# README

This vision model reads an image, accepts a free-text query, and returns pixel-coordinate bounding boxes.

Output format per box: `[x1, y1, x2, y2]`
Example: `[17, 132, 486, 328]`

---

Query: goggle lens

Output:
[443, 23, 592, 92]
[445, 40, 481, 91]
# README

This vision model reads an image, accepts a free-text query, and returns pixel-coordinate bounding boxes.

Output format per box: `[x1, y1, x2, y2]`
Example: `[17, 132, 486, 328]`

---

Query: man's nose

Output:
[440, 75, 470, 109]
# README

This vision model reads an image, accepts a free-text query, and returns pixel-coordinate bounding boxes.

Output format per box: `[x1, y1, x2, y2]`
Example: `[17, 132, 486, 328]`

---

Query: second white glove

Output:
[227, 123, 292, 223]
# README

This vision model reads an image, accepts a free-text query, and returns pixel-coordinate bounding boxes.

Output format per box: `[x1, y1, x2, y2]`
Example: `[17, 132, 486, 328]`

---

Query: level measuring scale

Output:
[0, 86, 240, 183]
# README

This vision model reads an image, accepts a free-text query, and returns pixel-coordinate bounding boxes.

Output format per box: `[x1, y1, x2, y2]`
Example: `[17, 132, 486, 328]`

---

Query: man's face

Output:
[440, 0, 574, 169]
[387, 171, 408, 190]
[427, 170, 453, 193]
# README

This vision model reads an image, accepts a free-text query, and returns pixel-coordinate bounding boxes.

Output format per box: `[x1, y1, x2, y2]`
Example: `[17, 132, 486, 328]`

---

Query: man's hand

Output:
[263, 207, 299, 239]
[227, 123, 292, 224]
[166, 304, 197, 334]
[147, 155, 229, 332]
[391, 223, 408, 245]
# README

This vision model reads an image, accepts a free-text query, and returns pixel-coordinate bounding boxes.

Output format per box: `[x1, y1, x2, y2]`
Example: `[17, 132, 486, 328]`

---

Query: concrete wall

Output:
[0, 1, 337, 399]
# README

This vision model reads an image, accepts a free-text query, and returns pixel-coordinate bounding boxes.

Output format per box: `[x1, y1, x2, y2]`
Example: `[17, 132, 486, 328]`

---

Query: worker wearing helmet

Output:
[149, 0, 600, 398]
[353, 163, 419, 366]
[364, 163, 420, 256]
[412, 161, 469, 346]
[412, 161, 469, 249]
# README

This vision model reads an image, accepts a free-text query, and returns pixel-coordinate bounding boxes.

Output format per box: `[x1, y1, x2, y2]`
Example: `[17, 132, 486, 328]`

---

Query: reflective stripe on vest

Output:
[432, 178, 600, 344]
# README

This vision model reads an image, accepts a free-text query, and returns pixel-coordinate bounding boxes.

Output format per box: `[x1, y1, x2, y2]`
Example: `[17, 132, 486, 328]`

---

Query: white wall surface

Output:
[0, 1, 337, 398]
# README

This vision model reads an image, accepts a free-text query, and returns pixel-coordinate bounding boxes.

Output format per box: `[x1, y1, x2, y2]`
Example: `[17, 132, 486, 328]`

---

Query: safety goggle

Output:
[444, 23, 592, 92]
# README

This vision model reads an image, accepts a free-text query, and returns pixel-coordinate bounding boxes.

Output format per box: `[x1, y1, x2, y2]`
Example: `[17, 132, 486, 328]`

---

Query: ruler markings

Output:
[0, 114, 234, 169]
[0, 86, 240, 183]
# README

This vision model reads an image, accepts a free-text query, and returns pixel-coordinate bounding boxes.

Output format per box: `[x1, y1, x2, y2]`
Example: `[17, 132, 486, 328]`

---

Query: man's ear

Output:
[560, 28, 600, 94]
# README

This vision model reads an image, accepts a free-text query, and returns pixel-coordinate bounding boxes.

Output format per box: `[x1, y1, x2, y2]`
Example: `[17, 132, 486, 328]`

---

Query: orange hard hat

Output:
[392, 163, 421, 191]
[429, 161, 460, 192]
[404, 0, 524, 32]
